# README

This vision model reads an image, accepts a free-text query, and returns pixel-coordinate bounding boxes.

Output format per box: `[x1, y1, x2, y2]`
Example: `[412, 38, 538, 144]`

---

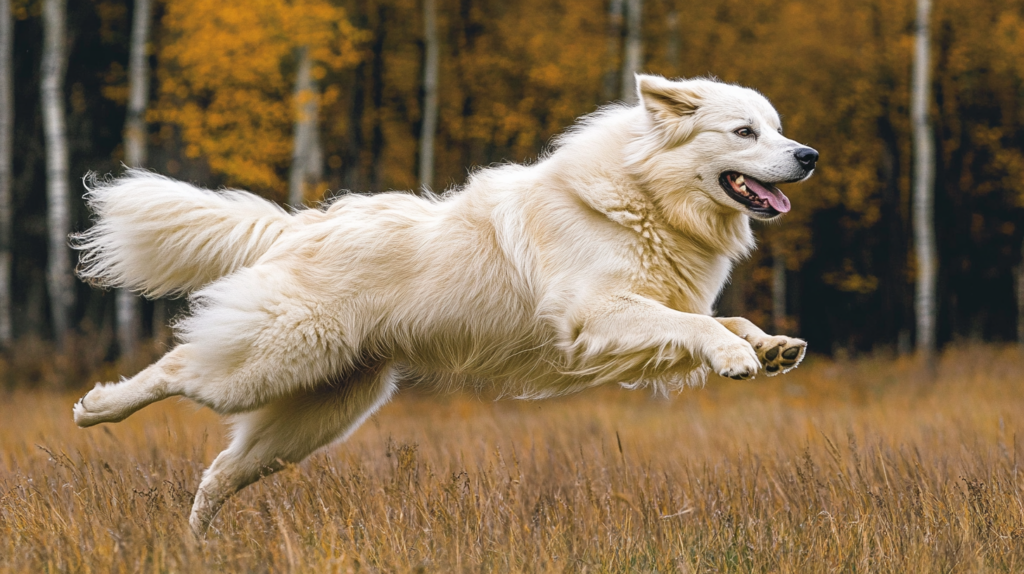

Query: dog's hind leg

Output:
[73, 344, 194, 427]
[189, 363, 398, 537]
[76, 264, 364, 426]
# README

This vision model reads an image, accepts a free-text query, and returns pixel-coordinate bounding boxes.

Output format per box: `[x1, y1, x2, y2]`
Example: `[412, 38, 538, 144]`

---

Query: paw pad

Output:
[754, 337, 807, 377]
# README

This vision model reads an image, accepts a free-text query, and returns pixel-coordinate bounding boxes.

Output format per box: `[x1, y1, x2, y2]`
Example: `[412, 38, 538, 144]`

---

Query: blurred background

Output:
[1, 0, 1023, 387]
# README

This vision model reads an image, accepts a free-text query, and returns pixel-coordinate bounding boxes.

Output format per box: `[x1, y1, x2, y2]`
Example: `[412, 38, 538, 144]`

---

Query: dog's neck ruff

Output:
[547, 105, 754, 312]
[549, 105, 755, 263]
[642, 183, 755, 261]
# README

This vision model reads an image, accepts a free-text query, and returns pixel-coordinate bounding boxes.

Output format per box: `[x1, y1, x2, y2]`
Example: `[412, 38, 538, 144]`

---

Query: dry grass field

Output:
[2, 346, 1024, 573]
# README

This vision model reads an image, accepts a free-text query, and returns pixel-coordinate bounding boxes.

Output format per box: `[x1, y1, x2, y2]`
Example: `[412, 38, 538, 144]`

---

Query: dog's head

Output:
[627, 75, 817, 222]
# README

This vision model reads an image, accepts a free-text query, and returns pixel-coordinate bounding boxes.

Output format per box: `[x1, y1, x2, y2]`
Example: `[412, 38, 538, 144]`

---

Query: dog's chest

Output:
[631, 226, 731, 315]
[588, 183, 733, 315]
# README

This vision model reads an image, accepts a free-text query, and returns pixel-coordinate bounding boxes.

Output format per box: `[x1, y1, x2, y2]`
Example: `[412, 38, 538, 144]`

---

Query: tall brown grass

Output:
[2, 346, 1023, 572]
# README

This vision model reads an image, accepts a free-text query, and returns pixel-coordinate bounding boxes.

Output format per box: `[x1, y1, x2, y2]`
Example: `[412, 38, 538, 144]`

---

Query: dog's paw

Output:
[744, 334, 806, 376]
[73, 383, 127, 427]
[708, 340, 761, 380]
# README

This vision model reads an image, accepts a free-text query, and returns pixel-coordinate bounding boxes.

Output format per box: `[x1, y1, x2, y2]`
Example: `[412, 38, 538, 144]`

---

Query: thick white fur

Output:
[75, 174, 303, 298]
[73, 75, 813, 535]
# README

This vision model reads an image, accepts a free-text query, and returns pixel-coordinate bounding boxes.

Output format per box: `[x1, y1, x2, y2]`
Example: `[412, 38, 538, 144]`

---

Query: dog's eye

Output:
[734, 127, 755, 138]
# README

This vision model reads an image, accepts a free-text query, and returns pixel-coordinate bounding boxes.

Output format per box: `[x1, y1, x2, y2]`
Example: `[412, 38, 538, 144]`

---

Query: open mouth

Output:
[719, 172, 791, 216]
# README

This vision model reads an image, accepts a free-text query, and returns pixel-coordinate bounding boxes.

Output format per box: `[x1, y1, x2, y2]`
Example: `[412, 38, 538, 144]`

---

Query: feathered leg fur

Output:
[189, 364, 398, 536]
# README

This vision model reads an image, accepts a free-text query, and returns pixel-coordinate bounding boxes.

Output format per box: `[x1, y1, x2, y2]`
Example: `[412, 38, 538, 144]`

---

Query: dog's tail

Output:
[74, 169, 298, 298]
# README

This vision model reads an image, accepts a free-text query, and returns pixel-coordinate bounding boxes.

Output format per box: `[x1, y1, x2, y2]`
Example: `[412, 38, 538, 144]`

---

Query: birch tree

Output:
[0, 0, 13, 346]
[911, 0, 936, 359]
[288, 45, 323, 207]
[41, 0, 73, 349]
[620, 0, 642, 104]
[418, 0, 438, 191]
[117, 0, 152, 359]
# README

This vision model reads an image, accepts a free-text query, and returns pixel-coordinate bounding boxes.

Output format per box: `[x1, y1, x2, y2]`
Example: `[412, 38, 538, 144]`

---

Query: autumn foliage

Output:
[151, 0, 363, 195]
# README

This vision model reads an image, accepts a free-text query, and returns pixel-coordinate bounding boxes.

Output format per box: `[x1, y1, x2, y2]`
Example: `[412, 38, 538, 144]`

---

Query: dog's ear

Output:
[636, 75, 702, 145]
[636, 75, 702, 122]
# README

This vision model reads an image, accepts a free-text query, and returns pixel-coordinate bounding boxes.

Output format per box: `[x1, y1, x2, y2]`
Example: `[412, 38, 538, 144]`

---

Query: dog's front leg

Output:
[573, 294, 761, 381]
[716, 317, 807, 376]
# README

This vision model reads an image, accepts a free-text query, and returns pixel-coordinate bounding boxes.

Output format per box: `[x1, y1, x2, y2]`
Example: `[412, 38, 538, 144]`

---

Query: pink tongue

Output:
[745, 178, 791, 213]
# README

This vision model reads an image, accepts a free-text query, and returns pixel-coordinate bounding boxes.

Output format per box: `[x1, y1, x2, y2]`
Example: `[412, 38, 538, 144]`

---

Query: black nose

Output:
[795, 147, 818, 171]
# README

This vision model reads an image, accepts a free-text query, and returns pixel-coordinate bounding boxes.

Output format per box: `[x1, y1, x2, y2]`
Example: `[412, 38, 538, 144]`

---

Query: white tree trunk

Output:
[41, 0, 73, 349]
[117, 0, 152, 359]
[602, 0, 623, 103]
[289, 46, 323, 207]
[772, 253, 787, 334]
[911, 0, 937, 359]
[0, 0, 14, 345]
[620, 0, 642, 104]
[125, 0, 150, 169]
[418, 0, 439, 192]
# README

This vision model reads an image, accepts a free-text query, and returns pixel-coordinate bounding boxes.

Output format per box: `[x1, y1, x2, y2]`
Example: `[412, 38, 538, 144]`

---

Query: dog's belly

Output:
[400, 346, 596, 399]
[394, 318, 551, 378]
[378, 301, 598, 397]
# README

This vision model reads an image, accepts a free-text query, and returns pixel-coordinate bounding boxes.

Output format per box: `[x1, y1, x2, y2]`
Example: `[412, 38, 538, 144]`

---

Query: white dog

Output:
[72, 74, 816, 535]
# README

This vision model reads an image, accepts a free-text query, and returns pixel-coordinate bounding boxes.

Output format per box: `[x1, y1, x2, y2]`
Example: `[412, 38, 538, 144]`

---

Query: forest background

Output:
[2, 0, 1024, 386]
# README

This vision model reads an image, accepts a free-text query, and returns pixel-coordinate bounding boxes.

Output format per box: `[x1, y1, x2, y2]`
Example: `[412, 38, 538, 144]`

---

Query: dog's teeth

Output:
[734, 175, 745, 186]
[740, 184, 748, 192]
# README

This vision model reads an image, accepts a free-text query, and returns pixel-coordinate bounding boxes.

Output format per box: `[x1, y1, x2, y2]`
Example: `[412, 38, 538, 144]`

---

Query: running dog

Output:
[73, 74, 817, 535]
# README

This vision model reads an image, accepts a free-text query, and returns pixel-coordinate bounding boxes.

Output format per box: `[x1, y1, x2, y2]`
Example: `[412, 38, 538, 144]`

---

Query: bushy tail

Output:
[74, 169, 298, 298]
